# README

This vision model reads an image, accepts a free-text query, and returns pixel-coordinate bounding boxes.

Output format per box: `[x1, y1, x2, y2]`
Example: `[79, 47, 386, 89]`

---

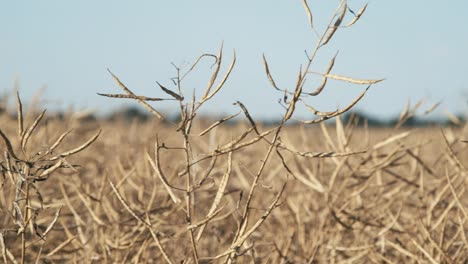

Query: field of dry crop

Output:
[2, 1, 467, 263]
[1, 106, 468, 263]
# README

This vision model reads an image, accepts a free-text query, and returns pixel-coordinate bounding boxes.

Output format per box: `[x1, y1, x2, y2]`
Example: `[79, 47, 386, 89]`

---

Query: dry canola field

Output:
[2, 1, 467, 263]
[1, 104, 468, 263]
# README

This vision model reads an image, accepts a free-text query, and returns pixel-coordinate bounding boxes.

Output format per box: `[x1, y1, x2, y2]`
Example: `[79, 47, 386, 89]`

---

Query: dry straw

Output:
[96, 0, 380, 262]
[0, 93, 100, 263]
[3, 0, 467, 263]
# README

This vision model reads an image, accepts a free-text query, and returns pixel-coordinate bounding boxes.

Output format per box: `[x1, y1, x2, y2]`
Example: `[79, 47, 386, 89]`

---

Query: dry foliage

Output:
[2, 1, 467, 263]
[2, 106, 468, 263]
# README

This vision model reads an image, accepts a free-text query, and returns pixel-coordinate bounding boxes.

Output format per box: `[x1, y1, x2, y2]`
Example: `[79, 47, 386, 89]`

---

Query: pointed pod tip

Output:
[107, 68, 116, 77]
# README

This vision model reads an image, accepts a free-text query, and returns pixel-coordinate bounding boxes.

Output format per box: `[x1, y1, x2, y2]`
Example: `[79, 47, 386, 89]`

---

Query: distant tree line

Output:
[0, 104, 465, 127]
[340, 110, 467, 127]
[51, 108, 468, 127]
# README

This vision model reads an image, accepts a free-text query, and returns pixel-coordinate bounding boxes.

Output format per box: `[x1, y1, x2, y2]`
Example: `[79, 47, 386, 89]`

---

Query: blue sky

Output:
[1, 1, 467, 120]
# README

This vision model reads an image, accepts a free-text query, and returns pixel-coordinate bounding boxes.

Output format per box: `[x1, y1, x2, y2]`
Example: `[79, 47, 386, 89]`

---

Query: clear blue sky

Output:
[1, 1, 467, 120]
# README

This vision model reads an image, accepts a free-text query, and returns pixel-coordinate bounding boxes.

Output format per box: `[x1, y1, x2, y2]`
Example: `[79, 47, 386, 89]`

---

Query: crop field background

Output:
[1, 105, 468, 263]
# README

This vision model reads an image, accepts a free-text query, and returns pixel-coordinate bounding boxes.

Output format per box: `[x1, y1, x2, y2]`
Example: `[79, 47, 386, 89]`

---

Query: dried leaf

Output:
[302, 100, 338, 116]
[106, 69, 165, 119]
[321, 2, 347, 46]
[423, 101, 441, 115]
[202, 43, 223, 99]
[49, 129, 73, 152]
[230, 184, 286, 250]
[46, 236, 77, 257]
[0, 129, 19, 160]
[97, 93, 167, 101]
[372, 131, 411, 150]
[301, 0, 314, 29]
[262, 54, 281, 91]
[42, 208, 61, 238]
[0, 232, 7, 264]
[49, 130, 101, 161]
[301, 86, 371, 124]
[345, 3, 368, 27]
[234, 101, 259, 135]
[16, 91, 24, 138]
[306, 52, 338, 96]
[108, 176, 151, 226]
[157, 82, 183, 101]
[146, 150, 181, 204]
[199, 112, 240, 136]
[321, 74, 384, 85]
[196, 152, 232, 240]
[21, 109, 46, 150]
[38, 160, 63, 178]
[201, 50, 236, 103]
